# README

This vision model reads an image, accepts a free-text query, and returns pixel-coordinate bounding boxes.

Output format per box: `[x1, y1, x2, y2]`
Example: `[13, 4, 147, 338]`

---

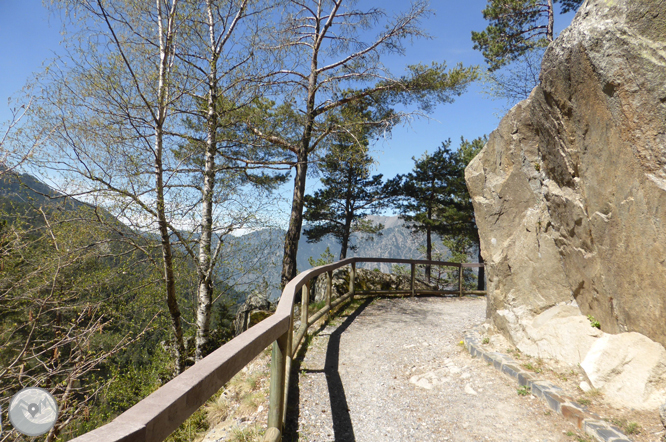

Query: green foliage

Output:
[388, 136, 485, 281]
[303, 100, 386, 259]
[0, 201, 170, 439]
[386, 139, 459, 239]
[517, 385, 531, 396]
[308, 247, 336, 267]
[587, 315, 601, 329]
[379, 62, 480, 113]
[522, 362, 542, 374]
[471, 0, 583, 72]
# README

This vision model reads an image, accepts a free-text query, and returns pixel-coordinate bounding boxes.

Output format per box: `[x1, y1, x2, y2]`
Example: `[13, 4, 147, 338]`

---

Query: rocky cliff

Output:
[466, 0, 666, 352]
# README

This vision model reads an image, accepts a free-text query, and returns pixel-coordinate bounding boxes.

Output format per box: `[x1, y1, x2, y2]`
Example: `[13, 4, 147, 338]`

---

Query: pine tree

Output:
[436, 136, 487, 290]
[471, 0, 583, 72]
[387, 140, 459, 282]
[303, 106, 384, 260]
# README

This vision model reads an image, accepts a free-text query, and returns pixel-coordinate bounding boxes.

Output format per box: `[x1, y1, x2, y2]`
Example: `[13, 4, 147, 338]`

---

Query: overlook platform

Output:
[283, 296, 572, 442]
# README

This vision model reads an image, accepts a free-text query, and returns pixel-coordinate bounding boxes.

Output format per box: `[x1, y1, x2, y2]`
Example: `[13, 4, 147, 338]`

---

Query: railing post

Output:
[350, 262, 356, 300]
[267, 331, 288, 436]
[301, 281, 310, 326]
[326, 270, 332, 308]
[410, 262, 415, 297]
[281, 304, 294, 427]
[458, 264, 463, 297]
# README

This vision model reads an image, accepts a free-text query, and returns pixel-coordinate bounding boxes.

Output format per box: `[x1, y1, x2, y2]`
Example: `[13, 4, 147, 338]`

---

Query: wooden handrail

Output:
[69, 258, 485, 442]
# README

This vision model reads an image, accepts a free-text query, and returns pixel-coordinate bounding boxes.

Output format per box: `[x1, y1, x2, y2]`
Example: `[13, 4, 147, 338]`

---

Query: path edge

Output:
[462, 328, 633, 442]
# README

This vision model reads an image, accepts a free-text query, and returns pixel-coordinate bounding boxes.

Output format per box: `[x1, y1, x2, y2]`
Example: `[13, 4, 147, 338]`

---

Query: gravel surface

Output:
[283, 296, 583, 442]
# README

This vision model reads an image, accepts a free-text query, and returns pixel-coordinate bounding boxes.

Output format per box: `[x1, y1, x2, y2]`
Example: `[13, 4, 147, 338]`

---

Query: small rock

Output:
[579, 381, 591, 393]
[460, 372, 471, 379]
[410, 375, 434, 390]
[464, 384, 477, 395]
[660, 402, 666, 428]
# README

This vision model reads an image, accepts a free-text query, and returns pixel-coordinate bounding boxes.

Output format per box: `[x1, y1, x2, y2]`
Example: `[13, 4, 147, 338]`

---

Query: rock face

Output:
[234, 292, 273, 335]
[466, 0, 666, 348]
[581, 332, 666, 410]
[513, 304, 604, 366]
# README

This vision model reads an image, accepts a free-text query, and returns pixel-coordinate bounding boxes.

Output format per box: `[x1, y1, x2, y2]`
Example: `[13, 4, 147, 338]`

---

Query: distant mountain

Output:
[0, 170, 461, 300]
[226, 215, 456, 299]
[297, 215, 439, 272]
[0, 168, 87, 210]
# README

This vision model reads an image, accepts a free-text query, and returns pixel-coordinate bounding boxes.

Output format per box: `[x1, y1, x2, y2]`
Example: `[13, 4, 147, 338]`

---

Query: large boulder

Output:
[466, 0, 666, 347]
[510, 304, 604, 366]
[581, 332, 666, 410]
[234, 292, 273, 335]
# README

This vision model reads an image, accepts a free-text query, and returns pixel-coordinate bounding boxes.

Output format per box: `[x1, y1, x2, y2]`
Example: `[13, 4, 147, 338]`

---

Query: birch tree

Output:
[33, 0, 285, 365]
[172, 0, 287, 361]
[0, 95, 53, 176]
[34, 0, 191, 371]
[246, 0, 479, 288]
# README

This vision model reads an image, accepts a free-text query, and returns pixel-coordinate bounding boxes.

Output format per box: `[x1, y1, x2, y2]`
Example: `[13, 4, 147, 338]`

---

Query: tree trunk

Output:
[156, 131, 186, 374]
[477, 246, 485, 291]
[340, 214, 353, 260]
[280, 24, 319, 288]
[425, 225, 432, 283]
[195, 0, 219, 362]
[281, 149, 309, 288]
[340, 182, 353, 260]
[155, 0, 185, 373]
[547, 0, 554, 41]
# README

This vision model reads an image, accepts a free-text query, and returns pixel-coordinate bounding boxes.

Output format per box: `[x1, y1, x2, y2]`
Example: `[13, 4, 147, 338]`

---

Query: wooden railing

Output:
[70, 258, 485, 442]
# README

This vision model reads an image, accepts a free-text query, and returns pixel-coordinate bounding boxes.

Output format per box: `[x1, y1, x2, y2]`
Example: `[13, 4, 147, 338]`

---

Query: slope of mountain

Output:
[0, 168, 87, 210]
[226, 216, 456, 299]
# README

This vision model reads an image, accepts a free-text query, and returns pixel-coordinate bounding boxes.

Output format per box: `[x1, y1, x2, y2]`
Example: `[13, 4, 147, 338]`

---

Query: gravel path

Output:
[283, 296, 580, 442]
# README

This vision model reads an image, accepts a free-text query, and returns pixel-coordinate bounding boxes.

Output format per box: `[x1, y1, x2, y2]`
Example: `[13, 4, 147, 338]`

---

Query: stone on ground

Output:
[581, 332, 666, 410]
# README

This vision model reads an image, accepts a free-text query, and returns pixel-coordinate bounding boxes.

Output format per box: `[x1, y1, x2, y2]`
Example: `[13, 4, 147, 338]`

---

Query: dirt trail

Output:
[283, 296, 584, 442]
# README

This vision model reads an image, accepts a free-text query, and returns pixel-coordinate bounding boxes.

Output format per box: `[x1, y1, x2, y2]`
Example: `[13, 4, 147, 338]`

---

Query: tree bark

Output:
[156, 131, 186, 373]
[425, 225, 432, 283]
[155, 0, 185, 373]
[547, 0, 554, 41]
[477, 246, 485, 291]
[281, 149, 309, 287]
[195, 0, 220, 362]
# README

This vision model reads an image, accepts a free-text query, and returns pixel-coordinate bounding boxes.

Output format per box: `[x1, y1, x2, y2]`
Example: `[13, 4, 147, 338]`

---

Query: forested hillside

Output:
[0, 172, 244, 440]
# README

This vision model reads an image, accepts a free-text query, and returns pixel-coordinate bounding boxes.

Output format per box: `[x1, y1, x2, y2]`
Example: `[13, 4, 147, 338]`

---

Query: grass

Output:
[507, 348, 522, 359]
[308, 299, 327, 315]
[482, 337, 490, 344]
[521, 361, 542, 374]
[229, 425, 264, 442]
[584, 388, 602, 398]
[194, 352, 270, 441]
[517, 385, 531, 396]
[577, 398, 591, 406]
[607, 418, 641, 435]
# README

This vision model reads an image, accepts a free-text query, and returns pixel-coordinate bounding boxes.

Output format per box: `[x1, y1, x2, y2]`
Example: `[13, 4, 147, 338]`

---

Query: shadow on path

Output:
[283, 298, 372, 442]
[325, 298, 372, 442]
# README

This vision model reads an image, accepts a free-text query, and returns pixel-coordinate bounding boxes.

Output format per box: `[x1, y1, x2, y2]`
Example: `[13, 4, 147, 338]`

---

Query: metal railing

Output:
[70, 258, 485, 442]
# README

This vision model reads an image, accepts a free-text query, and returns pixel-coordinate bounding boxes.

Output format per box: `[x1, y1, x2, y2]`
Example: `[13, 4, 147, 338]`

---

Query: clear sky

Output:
[0, 0, 577, 226]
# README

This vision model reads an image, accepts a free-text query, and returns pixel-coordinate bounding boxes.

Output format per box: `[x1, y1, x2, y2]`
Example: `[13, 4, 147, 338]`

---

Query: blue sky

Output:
[0, 0, 577, 225]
